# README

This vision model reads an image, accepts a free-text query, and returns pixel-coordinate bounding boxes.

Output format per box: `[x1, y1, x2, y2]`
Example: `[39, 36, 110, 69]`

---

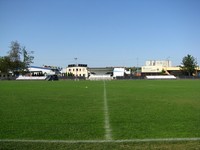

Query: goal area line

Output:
[1, 138, 200, 143]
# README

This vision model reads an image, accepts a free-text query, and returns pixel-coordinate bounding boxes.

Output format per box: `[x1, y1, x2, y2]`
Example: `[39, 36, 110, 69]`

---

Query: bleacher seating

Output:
[16, 75, 47, 80]
[146, 75, 176, 80]
[89, 74, 113, 80]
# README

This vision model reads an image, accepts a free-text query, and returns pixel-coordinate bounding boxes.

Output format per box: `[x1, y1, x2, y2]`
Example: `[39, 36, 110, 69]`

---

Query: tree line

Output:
[0, 41, 34, 75]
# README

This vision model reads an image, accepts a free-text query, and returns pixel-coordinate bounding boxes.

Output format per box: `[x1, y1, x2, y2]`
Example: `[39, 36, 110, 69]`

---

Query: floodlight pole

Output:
[74, 58, 78, 80]
[136, 57, 139, 74]
[166, 56, 170, 67]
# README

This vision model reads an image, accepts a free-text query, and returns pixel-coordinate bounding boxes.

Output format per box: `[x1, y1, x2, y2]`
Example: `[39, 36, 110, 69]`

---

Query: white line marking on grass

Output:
[1, 138, 200, 143]
[103, 80, 112, 140]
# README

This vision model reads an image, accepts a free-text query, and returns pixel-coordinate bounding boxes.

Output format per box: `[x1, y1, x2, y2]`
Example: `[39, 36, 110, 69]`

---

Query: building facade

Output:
[66, 64, 88, 77]
[142, 60, 172, 74]
[28, 66, 59, 76]
[145, 60, 172, 67]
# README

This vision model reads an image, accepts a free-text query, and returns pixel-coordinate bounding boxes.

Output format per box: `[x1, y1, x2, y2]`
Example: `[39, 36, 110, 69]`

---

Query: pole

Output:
[136, 57, 138, 75]
[74, 58, 78, 80]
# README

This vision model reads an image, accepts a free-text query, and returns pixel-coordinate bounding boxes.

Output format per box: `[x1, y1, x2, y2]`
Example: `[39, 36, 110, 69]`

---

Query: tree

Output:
[0, 41, 34, 75]
[0, 56, 11, 73]
[8, 41, 23, 73]
[8, 41, 21, 62]
[22, 46, 34, 69]
[180, 54, 198, 76]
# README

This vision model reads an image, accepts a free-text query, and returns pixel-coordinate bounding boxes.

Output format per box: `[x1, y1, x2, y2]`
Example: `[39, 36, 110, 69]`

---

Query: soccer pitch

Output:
[0, 80, 200, 149]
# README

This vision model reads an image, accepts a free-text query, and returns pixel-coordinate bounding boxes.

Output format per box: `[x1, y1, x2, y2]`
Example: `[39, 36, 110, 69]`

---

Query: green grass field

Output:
[0, 80, 200, 149]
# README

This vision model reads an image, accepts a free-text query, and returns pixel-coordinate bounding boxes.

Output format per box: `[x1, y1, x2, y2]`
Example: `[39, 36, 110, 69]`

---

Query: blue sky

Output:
[0, 0, 200, 67]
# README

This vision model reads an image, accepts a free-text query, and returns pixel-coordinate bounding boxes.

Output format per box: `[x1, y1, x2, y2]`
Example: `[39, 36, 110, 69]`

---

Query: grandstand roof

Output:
[30, 66, 51, 70]
[88, 67, 113, 75]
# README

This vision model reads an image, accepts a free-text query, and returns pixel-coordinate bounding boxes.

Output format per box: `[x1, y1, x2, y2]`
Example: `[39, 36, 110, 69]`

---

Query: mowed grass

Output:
[0, 81, 105, 140]
[107, 80, 200, 139]
[1, 141, 200, 150]
[0, 80, 200, 149]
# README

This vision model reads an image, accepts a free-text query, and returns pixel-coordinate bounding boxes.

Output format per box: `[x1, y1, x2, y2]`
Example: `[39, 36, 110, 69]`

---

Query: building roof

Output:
[88, 67, 113, 75]
[30, 66, 52, 70]
[68, 64, 87, 67]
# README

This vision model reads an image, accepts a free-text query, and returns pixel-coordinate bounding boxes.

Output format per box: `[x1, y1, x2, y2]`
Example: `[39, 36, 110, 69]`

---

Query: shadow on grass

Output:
[0, 141, 200, 150]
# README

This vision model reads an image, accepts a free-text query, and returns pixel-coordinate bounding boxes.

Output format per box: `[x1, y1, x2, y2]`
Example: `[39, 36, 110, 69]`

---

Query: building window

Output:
[79, 69, 81, 71]
[76, 69, 78, 71]
[69, 69, 71, 71]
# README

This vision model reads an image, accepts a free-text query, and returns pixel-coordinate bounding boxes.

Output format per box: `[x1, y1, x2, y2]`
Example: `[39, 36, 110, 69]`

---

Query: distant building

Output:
[145, 60, 171, 67]
[28, 66, 59, 76]
[142, 66, 163, 74]
[141, 60, 200, 76]
[0, 72, 13, 80]
[88, 67, 113, 75]
[113, 68, 125, 77]
[60, 68, 67, 76]
[113, 68, 131, 78]
[142, 60, 172, 74]
[87, 67, 113, 80]
[67, 64, 88, 77]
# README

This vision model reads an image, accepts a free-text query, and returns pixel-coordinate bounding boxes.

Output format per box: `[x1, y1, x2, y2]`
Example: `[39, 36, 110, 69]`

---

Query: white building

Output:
[145, 60, 172, 67]
[60, 68, 67, 76]
[16, 66, 60, 80]
[142, 60, 172, 73]
[87, 67, 113, 80]
[66, 64, 88, 77]
[141, 66, 163, 73]
[113, 68, 131, 78]
[28, 66, 57, 75]
[113, 68, 124, 77]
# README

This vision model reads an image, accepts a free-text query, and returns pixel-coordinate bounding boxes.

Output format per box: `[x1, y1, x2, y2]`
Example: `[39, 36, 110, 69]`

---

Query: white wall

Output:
[145, 60, 171, 67]
[113, 68, 125, 77]
[141, 66, 163, 73]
